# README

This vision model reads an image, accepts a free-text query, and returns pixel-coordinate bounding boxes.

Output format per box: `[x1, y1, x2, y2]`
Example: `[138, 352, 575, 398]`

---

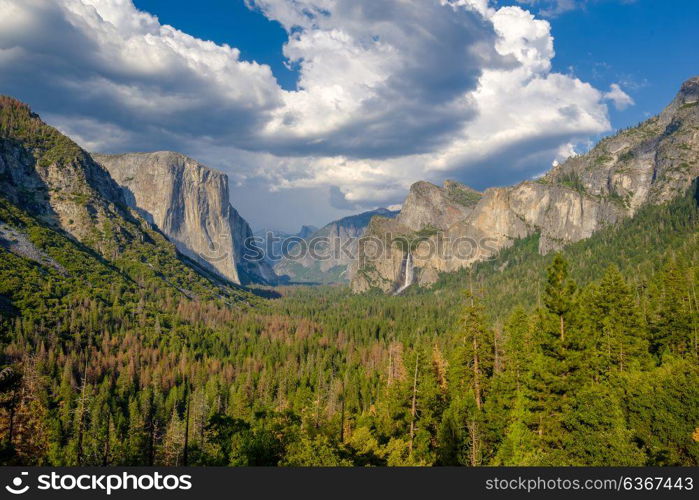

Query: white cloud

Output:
[245, 0, 505, 157]
[513, 0, 639, 18]
[514, 0, 580, 17]
[0, 0, 282, 145]
[0, 0, 631, 227]
[604, 83, 635, 110]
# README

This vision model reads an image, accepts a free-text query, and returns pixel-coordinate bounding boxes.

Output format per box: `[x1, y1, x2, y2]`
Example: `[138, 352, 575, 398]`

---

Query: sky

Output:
[0, 0, 697, 232]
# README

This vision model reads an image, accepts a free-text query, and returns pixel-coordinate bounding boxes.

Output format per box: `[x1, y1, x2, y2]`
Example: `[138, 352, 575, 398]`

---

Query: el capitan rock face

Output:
[0, 96, 251, 300]
[93, 152, 276, 285]
[351, 77, 699, 293]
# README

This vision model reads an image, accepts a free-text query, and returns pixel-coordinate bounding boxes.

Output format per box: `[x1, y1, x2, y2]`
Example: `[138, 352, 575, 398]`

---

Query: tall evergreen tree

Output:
[543, 254, 577, 341]
[582, 266, 649, 378]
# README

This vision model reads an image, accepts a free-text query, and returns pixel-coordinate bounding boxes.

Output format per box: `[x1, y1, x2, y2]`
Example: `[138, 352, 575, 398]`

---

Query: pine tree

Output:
[561, 385, 644, 466]
[460, 293, 492, 411]
[493, 392, 540, 465]
[543, 254, 576, 341]
[484, 306, 533, 454]
[582, 266, 649, 378]
[649, 259, 694, 356]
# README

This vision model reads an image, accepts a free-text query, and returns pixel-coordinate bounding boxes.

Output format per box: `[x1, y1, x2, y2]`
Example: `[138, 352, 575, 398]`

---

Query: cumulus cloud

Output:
[245, 0, 506, 157]
[514, 0, 581, 17]
[0, 0, 633, 227]
[604, 83, 635, 110]
[514, 0, 637, 18]
[0, 0, 281, 148]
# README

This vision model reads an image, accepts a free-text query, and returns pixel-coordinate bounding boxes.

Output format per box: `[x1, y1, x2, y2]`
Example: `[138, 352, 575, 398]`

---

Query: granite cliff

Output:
[351, 77, 699, 293]
[93, 152, 276, 285]
[0, 96, 251, 300]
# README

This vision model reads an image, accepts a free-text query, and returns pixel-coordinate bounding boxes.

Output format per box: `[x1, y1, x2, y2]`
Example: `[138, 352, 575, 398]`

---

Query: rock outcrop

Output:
[0, 96, 256, 304]
[275, 208, 398, 283]
[93, 152, 276, 285]
[0, 96, 143, 258]
[396, 180, 482, 230]
[351, 76, 699, 293]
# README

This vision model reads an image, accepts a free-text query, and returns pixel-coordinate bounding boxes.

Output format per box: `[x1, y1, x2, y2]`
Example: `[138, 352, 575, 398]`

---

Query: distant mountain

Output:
[352, 76, 699, 293]
[297, 225, 318, 240]
[93, 152, 276, 285]
[255, 225, 319, 266]
[275, 208, 399, 284]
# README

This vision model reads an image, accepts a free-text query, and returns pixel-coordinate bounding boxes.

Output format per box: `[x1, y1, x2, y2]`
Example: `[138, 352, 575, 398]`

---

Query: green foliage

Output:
[543, 254, 576, 339]
[557, 171, 586, 193]
[0, 179, 697, 466]
[561, 385, 645, 466]
[445, 182, 482, 207]
[0, 96, 83, 168]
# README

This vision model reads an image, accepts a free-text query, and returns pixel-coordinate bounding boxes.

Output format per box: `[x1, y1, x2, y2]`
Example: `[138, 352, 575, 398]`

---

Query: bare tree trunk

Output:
[7, 390, 18, 449]
[408, 350, 420, 457]
[468, 278, 482, 410]
[560, 315, 565, 341]
[102, 411, 111, 466]
[468, 419, 480, 467]
[76, 357, 89, 466]
[493, 324, 503, 375]
[473, 336, 481, 410]
[183, 381, 190, 467]
[147, 393, 155, 467]
[339, 377, 346, 443]
[688, 284, 698, 359]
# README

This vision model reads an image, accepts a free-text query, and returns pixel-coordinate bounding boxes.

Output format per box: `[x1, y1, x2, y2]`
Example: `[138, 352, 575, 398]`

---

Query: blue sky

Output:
[1, 0, 697, 231]
[532, 0, 699, 131]
[133, 0, 298, 90]
[133, 0, 698, 136]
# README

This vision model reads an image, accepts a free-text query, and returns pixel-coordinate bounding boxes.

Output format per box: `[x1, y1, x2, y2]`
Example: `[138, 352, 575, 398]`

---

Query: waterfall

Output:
[394, 252, 414, 295]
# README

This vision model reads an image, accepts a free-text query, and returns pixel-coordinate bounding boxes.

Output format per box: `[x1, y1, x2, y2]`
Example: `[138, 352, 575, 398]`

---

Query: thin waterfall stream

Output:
[393, 252, 414, 295]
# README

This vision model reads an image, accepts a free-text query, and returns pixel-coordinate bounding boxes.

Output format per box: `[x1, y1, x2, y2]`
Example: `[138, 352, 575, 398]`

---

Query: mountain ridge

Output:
[0, 95, 254, 303]
[351, 76, 699, 293]
[275, 207, 399, 284]
[93, 151, 276, 285]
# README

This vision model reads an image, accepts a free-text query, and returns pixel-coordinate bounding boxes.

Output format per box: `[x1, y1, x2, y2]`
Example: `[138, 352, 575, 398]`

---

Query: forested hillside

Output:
[1, 0, 697, 472]
[1, 182, 697, 466]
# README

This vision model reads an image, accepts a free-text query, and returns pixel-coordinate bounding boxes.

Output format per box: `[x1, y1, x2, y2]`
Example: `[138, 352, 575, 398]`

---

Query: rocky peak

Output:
[665, 76, 699, 113]
[297, 225, 318, 239]
[351, 76, 699, 293]
[544, 76, 699, 212]
[93, 151, 276, 285]
[443, 180, 482, 205]
[275, 208, 398, 284]
[396, 180, 481, 231]
[0, 96, 135, 255]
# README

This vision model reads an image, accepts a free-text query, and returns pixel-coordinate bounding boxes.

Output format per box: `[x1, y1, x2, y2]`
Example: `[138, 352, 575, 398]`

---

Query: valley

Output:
[0, 78, 697, 467]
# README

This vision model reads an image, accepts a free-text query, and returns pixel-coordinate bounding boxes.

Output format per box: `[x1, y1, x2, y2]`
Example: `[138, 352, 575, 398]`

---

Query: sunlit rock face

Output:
[94, 151, 276, 285]
[352, 77, 699, 293]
